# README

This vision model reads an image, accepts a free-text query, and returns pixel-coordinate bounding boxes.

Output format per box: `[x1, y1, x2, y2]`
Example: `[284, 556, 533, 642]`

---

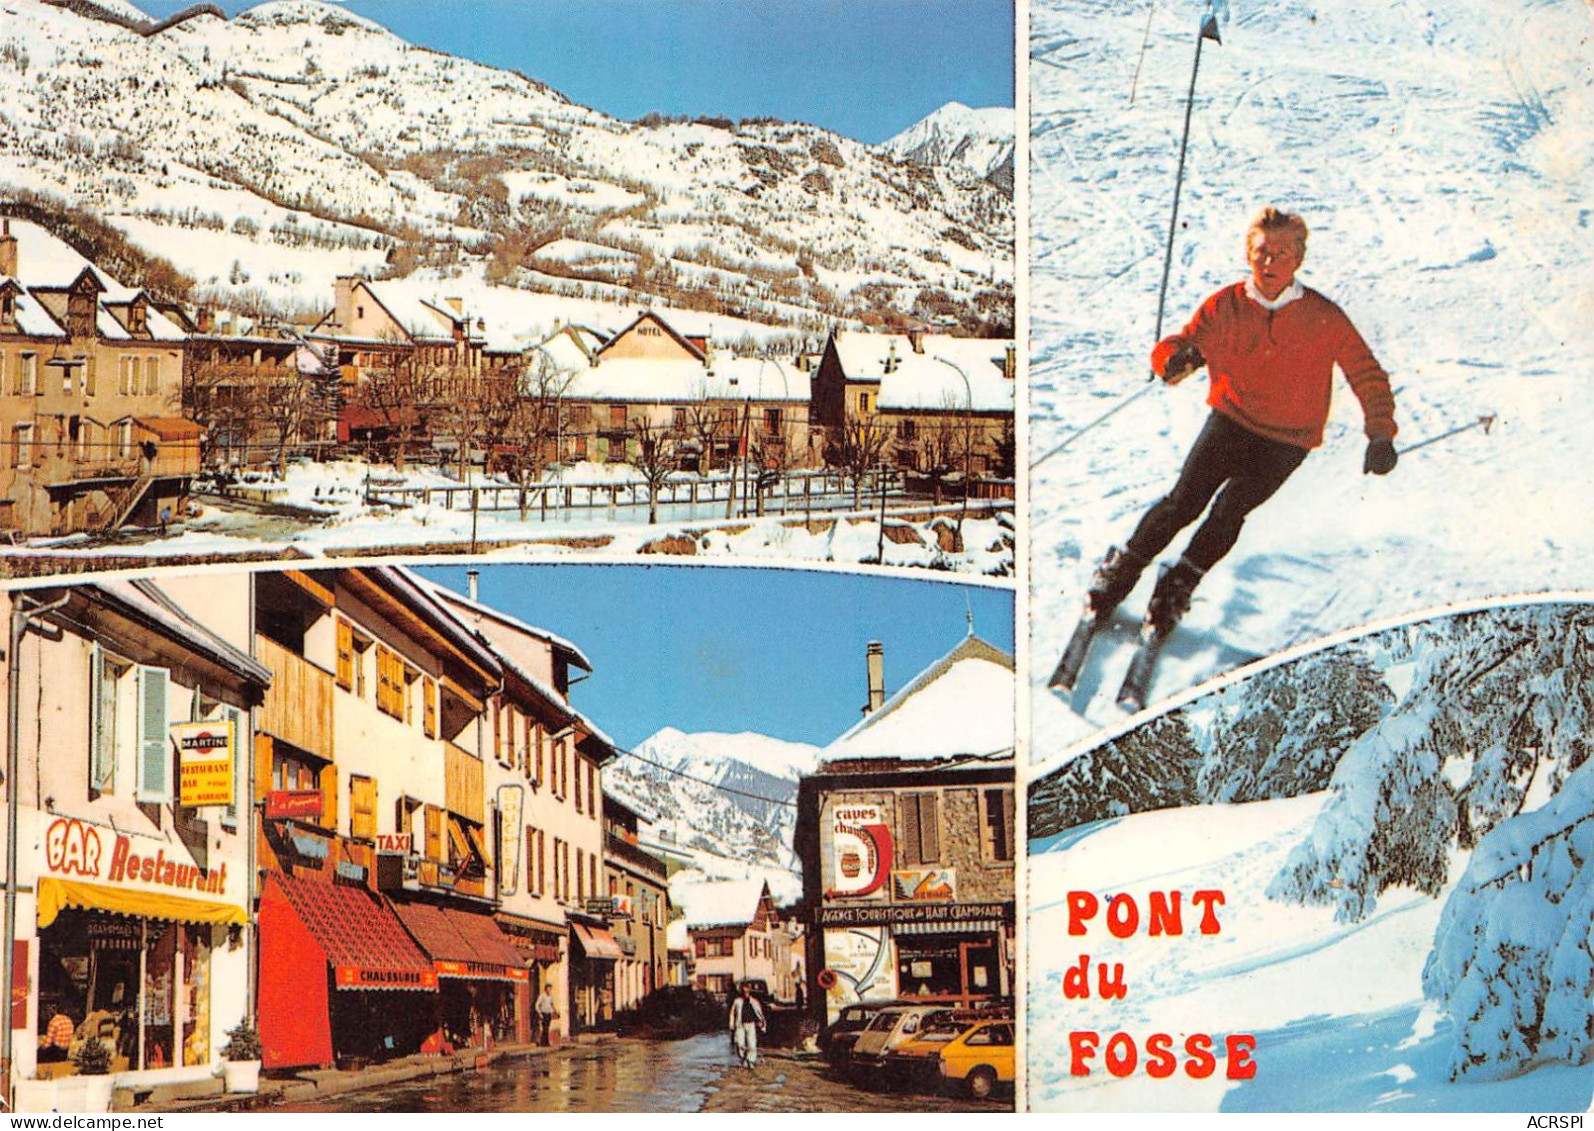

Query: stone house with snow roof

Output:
[794, 633, 1017, 1024]
[0, 218, 201, 536]
[812, 328, 1015, 480]
[310, 275, 505, 453]
[547, 310, 816, 470]
[677, 878, 795, 1001]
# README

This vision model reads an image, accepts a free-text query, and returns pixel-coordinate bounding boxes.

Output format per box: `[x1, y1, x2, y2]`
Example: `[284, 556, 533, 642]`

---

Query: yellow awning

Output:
[36, 877, 248, 930]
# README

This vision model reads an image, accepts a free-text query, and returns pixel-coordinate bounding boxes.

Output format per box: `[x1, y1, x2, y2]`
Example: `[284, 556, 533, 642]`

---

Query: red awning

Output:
[571, 922, 623, 961]
[267, 872, 437, 992]
[392, 899, 527, 983]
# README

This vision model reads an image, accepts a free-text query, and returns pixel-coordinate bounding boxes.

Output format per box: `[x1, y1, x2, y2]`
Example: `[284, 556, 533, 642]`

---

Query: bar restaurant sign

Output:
[172, 719, 234, 808]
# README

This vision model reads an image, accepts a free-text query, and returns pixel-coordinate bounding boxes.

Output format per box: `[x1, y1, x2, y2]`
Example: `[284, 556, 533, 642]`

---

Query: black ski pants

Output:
[1125, 411, 1309, 573]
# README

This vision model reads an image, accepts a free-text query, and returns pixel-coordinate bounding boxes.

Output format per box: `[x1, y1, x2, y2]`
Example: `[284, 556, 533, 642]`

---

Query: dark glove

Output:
[1160, 345, 1205, 384]
[1363, 438, 1397, 476]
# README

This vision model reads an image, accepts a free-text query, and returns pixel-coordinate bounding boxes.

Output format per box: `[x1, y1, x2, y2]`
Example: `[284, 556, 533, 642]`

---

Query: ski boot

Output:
[1086, 546, 1149, 617]
[1145, 556, 1205, 632]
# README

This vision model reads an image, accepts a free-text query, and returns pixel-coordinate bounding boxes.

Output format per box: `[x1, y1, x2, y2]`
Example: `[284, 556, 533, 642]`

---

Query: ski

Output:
[1048, 606, 1105, 693]
[1116, 622, 1173, 713]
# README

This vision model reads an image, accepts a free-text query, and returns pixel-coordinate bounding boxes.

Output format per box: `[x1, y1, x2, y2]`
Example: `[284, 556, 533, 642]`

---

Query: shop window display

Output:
[36, 911, 213, 1075]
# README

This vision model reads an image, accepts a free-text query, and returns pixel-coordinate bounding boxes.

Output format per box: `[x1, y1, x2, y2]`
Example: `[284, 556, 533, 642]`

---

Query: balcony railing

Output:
[605, 832, 668, 881]
[257, 635, 335, 761]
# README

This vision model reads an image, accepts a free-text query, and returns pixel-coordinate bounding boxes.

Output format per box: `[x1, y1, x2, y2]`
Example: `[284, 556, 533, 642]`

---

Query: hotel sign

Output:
[173, 720, 234, 807]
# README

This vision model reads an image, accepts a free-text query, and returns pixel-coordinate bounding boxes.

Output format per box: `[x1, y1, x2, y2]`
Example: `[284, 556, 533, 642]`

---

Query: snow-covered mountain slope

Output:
[0, 0, 1012, 327]
[882, 101, 1015, 193]
[1028, 795, 1594, 1112]
[1028, 0, 1594, 755]
[604, 727, 820, 876]
[1028, 600, 1594, 1111]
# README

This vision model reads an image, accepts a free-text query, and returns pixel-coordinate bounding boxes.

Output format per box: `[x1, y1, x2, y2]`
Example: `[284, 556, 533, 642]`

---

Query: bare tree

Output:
[183, 353, 261, 470]
[501, 350, 574, 517]
[356, 338, 437, 472]
[829, 416, 889, 508]
[630, 417, 683, 524]
[748, 412, 796, 517]
[434, 364, 523, 481]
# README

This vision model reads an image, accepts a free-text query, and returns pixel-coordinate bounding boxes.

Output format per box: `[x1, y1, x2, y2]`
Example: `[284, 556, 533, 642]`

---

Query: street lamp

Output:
[933, 356, 975, 549]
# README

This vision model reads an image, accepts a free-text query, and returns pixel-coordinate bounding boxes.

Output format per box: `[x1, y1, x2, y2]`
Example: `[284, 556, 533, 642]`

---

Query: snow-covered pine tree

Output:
[1198, 649, 1392, 803]
[1029, 712, 1199, 839]
[1268, 605, 1594, 923]
[1422, 758, 1594, 1080]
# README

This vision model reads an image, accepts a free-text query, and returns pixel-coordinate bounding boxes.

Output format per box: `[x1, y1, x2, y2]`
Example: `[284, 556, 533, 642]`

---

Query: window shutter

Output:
[89, 646, 114, 794]
[134, 666, 170, 803]
[900, 794, 922, 865]
[423, 677, 437, 738]
[493, 700, 503, 762]
[920, 792, 940, 861]
[335, 620, 353, 689]
[1000, 788, 1015, 861]
[224, 707, 243, 825]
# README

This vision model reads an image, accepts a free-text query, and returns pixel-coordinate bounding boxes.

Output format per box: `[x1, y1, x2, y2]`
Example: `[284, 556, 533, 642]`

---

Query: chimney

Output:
[907, 328, 924, 355]
[195, 305, 214, 334]
[446, 296, 464, 315]
[333, 276, 356, 329]
[864, 641, 885, 715]
[0, 219, 17, 279]
[883, 340, 899, 375]
[466, 569, 480, 602]
[1004, 343, 1016, 381]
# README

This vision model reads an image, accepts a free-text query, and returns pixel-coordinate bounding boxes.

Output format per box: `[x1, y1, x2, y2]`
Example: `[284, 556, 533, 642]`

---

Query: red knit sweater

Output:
[1151, 282, 1397, 449]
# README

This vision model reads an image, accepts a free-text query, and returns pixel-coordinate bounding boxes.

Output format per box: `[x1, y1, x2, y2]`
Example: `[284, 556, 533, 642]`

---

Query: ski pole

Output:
[1397, 413, 1497, 457]
[1029, 383, 1158, 470]
[1151, 12, 1222, 375]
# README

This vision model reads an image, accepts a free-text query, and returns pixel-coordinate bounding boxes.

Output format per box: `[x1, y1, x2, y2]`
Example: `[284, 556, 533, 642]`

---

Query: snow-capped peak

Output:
[882, 100, 1016, 189]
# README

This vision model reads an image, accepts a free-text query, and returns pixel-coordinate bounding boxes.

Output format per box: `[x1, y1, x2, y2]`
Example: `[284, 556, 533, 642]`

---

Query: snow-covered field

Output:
[1027, 795, 1594, 1113]
[1028, 0, 1594, 756]
[0, 460, 1014, 575]
[1027, 600, 1594, 1112]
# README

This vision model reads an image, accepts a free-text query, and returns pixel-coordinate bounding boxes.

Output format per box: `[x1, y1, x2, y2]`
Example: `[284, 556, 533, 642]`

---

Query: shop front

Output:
[391, 899, 528, 1051]
[13, 818, 250, 1111]
[496, 913, 564, 1044]
[814, 901, 1014, 1018]
[568, 917, 621, 1033]
[257, 871, 439, 1070]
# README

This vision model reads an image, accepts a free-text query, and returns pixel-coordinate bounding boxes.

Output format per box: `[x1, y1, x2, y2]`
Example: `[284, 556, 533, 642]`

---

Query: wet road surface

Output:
[274, 1035, 1010, 1113]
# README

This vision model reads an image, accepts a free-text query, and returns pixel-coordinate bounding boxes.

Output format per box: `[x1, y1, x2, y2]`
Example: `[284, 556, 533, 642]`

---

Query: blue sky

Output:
[417, 564, 1014, 750]
[138, 0, 1015, 144]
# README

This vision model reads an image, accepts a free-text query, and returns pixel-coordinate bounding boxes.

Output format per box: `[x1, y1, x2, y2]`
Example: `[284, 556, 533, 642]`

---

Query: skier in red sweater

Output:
[1088, 206, 1398, 632]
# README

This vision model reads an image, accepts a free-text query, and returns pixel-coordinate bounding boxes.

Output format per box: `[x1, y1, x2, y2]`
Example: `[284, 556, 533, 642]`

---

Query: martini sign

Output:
[172, 719, 235, 808]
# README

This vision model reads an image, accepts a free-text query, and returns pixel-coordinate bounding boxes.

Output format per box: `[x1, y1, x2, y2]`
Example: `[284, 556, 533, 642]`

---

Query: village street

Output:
[264, 1035, 1008, 1114]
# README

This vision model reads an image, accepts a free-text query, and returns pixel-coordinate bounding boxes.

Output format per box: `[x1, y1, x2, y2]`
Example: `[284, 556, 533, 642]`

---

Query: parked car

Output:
[937, 1019, 1016, 1099]
[848, 1004, 957, 1076]
[880, 1014, 979, 1089]
[820, 1000, 904, 1066]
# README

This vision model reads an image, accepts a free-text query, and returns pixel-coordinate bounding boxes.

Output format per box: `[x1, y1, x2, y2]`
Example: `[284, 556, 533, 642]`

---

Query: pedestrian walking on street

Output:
[535, 982, 558, 1047]
[1086, 205, 1399, 634]
[729, 984, 767, 1068]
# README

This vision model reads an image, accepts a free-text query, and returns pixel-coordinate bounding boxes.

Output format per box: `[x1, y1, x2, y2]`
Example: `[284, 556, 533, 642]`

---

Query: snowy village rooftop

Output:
[3, 219, 187, 342]
[821, 634, 1016, 766]
[673, 877, 770, 930]
[831, 329, 1015, 413]
[562, 355, 810, 404]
